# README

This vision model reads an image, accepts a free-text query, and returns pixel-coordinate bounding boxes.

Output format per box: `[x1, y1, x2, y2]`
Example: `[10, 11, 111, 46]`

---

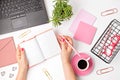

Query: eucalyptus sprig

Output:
[51, 0, 73, 27]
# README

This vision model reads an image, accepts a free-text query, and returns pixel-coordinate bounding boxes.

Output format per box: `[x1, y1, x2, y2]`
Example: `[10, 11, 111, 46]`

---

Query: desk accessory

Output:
[42, 68, 53, 80]
[96, 66, 114, 75]
[73, 21, 97, 45]
[69, 9, 96, 34]
[18, 30, 31, 39]
[101, 8, 118, 16]
[71, 53, 94, 76]
[91, 19, 120, 63]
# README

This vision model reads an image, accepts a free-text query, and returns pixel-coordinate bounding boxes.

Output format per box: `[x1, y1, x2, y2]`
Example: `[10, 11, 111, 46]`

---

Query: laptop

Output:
[0, 0, 49, 34]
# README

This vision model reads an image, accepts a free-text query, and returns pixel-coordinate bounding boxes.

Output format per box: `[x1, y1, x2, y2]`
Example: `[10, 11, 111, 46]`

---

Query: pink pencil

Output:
[61, 35, 80, 57]
[61, 35, 90, 61]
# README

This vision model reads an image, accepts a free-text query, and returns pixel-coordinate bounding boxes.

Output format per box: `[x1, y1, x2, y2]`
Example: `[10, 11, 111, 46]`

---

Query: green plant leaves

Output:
[51, 0, 73, 27]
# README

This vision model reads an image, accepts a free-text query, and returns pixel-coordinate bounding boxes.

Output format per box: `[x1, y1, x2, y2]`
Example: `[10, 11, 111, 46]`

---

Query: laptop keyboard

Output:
[0, 0, 43, 20]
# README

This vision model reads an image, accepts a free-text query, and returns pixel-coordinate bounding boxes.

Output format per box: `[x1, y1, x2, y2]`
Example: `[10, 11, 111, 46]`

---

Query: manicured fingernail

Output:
[61, 38, 65, 42]
[21, 48, 24, 51]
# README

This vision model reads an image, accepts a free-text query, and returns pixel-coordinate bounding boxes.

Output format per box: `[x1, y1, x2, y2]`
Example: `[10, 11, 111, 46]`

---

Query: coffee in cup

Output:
[77, 58, 89, 71]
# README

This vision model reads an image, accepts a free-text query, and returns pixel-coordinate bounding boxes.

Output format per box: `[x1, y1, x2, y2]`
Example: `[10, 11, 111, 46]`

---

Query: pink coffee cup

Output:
[71, 53, 94, 76]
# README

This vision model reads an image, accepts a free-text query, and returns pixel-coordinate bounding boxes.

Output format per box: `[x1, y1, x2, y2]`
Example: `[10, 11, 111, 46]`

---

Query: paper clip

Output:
[96, 66, 114, 75]
[42, 68, 53, 80]
[101, 8, 118, 16]
[18, 30, 31, 39]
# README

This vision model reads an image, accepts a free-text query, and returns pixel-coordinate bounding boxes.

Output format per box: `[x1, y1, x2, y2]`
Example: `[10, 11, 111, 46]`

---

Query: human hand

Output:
[57, 35, 76, 80]
[16, 46, 29, 73]
[57, 35, 73, 63]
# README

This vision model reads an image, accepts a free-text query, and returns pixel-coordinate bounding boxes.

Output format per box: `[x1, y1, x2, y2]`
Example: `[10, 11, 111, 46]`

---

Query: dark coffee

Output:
[78, 59, 87, 69]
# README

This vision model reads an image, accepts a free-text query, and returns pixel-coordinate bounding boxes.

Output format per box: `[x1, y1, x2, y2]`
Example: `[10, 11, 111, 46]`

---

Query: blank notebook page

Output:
[36, 30, 61, 59]
[20, 39, 45, 67]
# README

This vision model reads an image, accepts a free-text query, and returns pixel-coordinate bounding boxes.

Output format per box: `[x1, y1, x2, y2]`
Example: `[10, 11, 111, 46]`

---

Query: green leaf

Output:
[51, 0, 73, 27]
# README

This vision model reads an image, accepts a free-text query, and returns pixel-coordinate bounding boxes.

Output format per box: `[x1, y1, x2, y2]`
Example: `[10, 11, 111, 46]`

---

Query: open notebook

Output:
[20, 29, 61, 67]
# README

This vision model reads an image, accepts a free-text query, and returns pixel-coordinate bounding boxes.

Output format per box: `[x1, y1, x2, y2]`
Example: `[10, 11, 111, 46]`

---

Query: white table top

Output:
[0, 0, 120, 80]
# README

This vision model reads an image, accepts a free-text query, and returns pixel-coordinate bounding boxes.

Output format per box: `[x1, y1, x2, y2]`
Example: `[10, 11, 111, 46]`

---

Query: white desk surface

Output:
[0, 0, 120, 80]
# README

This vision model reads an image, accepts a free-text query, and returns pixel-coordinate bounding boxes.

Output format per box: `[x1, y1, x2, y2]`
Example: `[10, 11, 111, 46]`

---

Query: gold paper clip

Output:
[101, 8, 118, 16]
[42, 68, 53, 80]
[96, 66, 114, 75]
[18, 30, 31, 39]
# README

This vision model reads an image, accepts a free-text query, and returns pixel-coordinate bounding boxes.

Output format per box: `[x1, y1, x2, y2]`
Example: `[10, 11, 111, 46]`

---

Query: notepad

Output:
[20, 29, 61, 67]
[69, 9, 96, 34]
[0, 37, 17, 68]
[74, 22, 97, 45]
